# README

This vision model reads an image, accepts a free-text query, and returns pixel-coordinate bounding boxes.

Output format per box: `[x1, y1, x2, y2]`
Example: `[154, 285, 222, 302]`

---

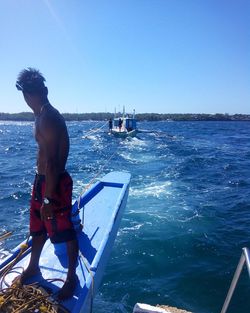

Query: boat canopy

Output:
[113, 117, 137, 130]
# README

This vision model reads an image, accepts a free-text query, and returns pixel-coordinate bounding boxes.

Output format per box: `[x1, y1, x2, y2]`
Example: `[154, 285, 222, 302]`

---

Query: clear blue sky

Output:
[0, 0, 249, 114]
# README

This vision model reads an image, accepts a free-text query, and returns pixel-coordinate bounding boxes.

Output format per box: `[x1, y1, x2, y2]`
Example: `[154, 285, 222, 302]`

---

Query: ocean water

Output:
[0, 120, 250, 313]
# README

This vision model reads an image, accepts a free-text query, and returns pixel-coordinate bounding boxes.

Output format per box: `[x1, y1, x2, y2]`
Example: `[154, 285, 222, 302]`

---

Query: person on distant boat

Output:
[118, 117, 123, 132]
[108, 118, 113, 132]
[15, 68, 79, 300]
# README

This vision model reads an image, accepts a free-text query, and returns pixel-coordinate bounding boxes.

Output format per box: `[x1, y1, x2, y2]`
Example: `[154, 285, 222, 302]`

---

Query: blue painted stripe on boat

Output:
[75, 181, 124, 209]
[102, 182, 124, 188]
[0, 238, 32, 270]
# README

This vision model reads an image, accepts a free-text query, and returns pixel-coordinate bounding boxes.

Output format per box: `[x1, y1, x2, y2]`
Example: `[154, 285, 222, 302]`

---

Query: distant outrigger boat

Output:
[110, 109, 138, 138]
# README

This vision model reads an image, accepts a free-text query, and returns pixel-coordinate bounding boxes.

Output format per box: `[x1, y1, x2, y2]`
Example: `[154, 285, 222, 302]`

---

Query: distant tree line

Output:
[136, 113, 250, 121]
[0, 112, 250, 122]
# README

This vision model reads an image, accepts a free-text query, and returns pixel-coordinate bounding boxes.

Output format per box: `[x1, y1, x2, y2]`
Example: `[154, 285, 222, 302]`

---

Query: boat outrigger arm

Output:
[133, 247, 250, 313]
[220, 247, 250, 313]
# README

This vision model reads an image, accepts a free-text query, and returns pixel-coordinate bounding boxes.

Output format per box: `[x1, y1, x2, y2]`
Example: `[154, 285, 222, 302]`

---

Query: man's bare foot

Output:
[12, 267, 41, 286]
[57, 275, 78, 300]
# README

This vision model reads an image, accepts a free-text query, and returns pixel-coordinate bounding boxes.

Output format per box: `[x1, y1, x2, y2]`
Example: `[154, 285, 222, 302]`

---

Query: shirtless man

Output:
[15, 68, 78, 300]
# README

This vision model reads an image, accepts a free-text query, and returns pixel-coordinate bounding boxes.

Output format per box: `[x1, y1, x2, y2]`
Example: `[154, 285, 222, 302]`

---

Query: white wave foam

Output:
[0, 121, 33, 126]
[119, 151, 158, 163]
[122, 223, 144, 232]
[124, 136, 147, 145]
[130, 181, 172, 198]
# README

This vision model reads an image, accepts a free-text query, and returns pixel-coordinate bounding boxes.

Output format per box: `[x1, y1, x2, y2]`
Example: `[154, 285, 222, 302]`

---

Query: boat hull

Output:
[111, 129, 138, 138]
[0, 171, 131, 313]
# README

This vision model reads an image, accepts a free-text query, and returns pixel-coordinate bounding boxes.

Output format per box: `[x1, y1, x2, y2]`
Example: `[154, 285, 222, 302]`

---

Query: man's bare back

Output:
[35, 103, 69, 176]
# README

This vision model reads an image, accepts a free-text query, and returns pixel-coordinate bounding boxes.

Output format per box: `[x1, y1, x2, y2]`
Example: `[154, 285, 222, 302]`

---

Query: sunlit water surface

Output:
[0, 120, 250, 313]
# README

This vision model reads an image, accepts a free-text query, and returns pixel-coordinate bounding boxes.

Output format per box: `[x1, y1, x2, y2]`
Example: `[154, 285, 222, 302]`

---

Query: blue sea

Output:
[0, 120, 250, 313]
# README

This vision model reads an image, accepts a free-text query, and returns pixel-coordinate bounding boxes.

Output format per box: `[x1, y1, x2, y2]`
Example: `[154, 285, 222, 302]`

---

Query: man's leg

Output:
[57, 238, 79, 300]
[13, 233, 47, 284]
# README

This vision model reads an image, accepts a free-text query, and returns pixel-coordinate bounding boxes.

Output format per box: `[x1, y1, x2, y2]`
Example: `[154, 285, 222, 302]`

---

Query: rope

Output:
[73, 146, 119, 312]
[0, 237, 31, 290]
[82, 121, 108, 138]
[77, 148, 118, 212]
[0, 245, 69, 313]
[0, 250, 94, 313]
[79, 251, 94, 313]
[0, 283, 69, 313]
[0, 232, 12, 242]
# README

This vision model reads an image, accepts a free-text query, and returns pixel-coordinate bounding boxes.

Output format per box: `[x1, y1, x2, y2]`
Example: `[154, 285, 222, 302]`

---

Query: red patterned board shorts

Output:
[30, 171, 76, 243]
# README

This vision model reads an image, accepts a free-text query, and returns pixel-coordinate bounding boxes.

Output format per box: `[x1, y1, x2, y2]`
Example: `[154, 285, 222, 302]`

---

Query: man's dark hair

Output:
[16, 67, 47, 95]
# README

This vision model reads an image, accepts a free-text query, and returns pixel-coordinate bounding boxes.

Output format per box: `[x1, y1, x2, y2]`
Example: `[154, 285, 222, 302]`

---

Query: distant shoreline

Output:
[0, 112, 250, 122]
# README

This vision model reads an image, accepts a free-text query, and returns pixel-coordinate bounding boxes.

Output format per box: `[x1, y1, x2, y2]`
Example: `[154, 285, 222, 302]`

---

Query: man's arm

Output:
[39, 117, 60, 219]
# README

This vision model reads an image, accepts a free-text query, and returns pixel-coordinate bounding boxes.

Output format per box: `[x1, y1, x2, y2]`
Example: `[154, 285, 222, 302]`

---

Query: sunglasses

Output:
[16, 82, 24, 91]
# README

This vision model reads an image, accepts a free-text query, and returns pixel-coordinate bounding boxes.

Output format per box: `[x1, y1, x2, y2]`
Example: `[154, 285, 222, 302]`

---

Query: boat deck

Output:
[0, 172, 131, 313]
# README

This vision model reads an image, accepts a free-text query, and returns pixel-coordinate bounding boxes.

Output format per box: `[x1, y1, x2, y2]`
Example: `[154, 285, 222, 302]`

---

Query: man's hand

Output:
[40, 203, 54, 221]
